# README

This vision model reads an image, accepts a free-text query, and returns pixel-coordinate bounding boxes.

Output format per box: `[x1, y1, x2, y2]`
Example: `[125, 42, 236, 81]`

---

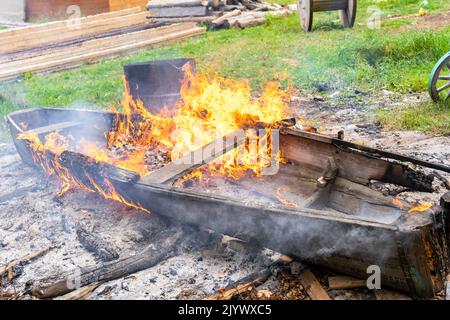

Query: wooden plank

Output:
[0, 246, 52, 282]
[298, 269, 331, 300]
[328, 275, 367, 290]
[0, 12, 149, 53]
[0, 7, 141, 37]
[140, 130, 245, 185]
[109, 0, 147, 11]
[0, 24, 205, 80]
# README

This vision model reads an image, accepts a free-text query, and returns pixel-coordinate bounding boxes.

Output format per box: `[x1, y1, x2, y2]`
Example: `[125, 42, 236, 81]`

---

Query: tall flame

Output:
[18, 64, 293, 209]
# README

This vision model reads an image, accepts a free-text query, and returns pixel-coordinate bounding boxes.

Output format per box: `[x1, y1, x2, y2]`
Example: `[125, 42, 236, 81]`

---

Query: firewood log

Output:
[31, 231, 184, 299]
[53, 282, 101, 300]
[203, 269, 272, 300]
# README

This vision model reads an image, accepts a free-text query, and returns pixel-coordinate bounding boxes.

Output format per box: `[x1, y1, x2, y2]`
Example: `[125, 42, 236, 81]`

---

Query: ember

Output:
[408, 202, 433, 213]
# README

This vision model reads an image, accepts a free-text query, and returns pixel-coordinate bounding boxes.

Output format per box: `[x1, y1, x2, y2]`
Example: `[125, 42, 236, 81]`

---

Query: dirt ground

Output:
[0, 92, 449, 300]
[394, 10, 450, 32]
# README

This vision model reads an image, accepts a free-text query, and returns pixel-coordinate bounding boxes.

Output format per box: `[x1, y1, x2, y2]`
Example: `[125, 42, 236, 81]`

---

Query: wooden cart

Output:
[298, 0, 357, 31]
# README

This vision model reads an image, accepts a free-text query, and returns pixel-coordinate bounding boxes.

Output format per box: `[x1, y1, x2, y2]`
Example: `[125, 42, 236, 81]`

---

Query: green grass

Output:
[0, 0, 449, 134]
[376, 101, 450, 134]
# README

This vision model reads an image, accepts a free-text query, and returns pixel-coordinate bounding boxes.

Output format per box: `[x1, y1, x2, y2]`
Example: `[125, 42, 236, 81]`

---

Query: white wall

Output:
[0, 0, 26, 22]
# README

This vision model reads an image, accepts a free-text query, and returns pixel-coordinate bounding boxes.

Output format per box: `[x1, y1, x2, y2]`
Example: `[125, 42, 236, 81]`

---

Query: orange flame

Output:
[408, 202, 432, 214]
[18, 65, 293, 210]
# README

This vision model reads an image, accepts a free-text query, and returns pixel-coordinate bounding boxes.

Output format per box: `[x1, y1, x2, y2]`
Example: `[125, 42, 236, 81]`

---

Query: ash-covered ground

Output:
[0, 93, 449, 300]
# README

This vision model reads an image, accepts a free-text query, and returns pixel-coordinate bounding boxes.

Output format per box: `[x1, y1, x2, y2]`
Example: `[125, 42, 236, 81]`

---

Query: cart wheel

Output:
[298, 0, 313, 32]
[339, 0, 357, 27]
[429, 52, 450, 102]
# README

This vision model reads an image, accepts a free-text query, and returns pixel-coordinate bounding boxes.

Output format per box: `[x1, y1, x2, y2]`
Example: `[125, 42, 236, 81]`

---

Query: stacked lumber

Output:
[0, 7, 147, 54]
[146, 0, 295, 28]
[212, 9, 291, 29]
[0, 8, 205, 81]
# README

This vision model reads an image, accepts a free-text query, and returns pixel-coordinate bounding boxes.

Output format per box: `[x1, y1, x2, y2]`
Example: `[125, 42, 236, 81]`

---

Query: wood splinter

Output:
[0, 246, 52, 283]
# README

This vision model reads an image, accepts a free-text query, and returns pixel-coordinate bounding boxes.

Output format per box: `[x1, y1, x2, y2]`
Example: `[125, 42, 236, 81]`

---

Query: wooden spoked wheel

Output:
[429, 52, 450, 102]
[298, 0, 313, 32]
[298, 0, 358, 32]
[339, 0, 357, 27]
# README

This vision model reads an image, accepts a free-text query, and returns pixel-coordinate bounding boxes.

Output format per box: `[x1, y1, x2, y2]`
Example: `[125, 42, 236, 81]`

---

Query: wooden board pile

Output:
[0, 7, 205, 81]
[146, 0, 295, 29]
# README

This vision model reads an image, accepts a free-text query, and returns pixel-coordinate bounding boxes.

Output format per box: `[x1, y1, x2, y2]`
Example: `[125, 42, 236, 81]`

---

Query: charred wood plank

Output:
[446, 280, 450, 301]
[53, 282, 100, 300]
[211, 9, 241, 25]
[76, 226, 119, 262]
[59, 150, 140, 185]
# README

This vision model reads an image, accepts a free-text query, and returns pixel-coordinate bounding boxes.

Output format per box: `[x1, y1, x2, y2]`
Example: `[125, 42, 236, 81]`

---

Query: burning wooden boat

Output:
[6, 106, 450, 299]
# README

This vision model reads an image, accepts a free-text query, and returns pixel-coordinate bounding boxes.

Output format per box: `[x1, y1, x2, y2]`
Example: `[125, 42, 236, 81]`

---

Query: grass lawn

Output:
[0, 0, 449, 134]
